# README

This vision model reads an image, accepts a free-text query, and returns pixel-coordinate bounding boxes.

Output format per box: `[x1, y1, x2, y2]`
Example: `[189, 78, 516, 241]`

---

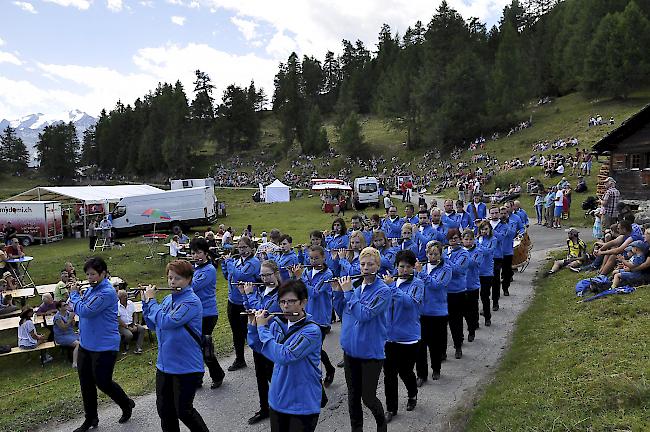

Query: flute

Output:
[325, 248, 357, 252]
[237, 281, 267, 286]
[324, 273, 377, 283]
[280, 265, 321, 269]
[239, 311, 300, 316]
[130, 286, 181, 291]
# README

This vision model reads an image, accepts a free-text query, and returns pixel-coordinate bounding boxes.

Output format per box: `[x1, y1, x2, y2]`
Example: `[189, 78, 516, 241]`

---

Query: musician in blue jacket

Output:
[223, 236, 261, 371]
[142, 260, 209, 432]
[371, 231, 397, 276]
[461, 229, 484, 342]
[350, 215, 373, 245]
[381, 250, 423, 423]
[455, 200, 473, 230]
[414, 210, 446, 262]
[325, 218, 349, 251]
[271, 234, 299, 281]
[247, 280, 323, 432]
[391, 223, 419, 257]
[500, 203, 524, 296]
[190, 237, 225, 389]
[445, 228, 470, 360]
[330, 231, 366, 277]
[403, 204, 419, 225]
[241, 260, 282, 425]
[466, 194, 487, 226]
[476, 221, 498, 326]
[415, 241, 452, 385]
[333, 247, 390, 432]
[489, 206, 507, 311]
[381, 206, 405, 239]
[69, 257, 134, 432]
[292, 245, 336, 387]
[298, 230, 326, 265]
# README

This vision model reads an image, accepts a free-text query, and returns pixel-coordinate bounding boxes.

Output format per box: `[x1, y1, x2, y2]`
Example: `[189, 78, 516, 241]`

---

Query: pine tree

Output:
[338, 112, 365, 158]
[36, 123, 79, 180]
[273, 53, 305, 150]
[0, 126, 30, 173]
[302, 105, 328, 155]
[191, 70, 216, 137]
[80, 125, 96, 166]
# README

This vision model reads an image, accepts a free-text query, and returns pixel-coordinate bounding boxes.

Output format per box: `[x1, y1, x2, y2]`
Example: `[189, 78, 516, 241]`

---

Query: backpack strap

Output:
[184, 324, 203, 349]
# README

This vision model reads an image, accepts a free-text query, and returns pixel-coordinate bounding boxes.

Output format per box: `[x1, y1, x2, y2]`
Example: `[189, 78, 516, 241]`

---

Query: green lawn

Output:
[0, 189, 412, 432]
[464, 258, 650, 431]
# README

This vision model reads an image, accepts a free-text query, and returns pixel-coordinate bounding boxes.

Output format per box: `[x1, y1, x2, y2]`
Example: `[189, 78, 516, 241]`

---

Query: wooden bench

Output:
[36, 284, 58, 295]
[0, 341, 57, 365]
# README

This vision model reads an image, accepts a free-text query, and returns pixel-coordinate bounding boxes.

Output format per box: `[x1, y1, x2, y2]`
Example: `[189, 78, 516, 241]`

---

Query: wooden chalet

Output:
[592, 104, 650, 200]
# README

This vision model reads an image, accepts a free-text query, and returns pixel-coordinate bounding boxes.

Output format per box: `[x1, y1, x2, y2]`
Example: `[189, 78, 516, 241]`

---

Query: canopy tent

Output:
[311, 183, 352, 191]
[264, 179, 290, 203]
[6, 185, 164, 204]
[5, 185, 165, 238]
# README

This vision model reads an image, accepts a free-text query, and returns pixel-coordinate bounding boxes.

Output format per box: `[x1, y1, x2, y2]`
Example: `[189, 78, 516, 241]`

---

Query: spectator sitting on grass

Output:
[593, 220, 635, 276]
[546, 228, 588, 276]
[611, 240, 650, 287]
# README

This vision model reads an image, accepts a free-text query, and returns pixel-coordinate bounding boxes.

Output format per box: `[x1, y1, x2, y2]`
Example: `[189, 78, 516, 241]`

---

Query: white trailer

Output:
[0, 201, 63, 245]
[111, 187, 217, 235]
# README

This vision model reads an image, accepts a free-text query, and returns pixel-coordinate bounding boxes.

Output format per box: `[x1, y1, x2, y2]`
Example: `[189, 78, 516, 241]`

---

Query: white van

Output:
[111, 187, 217, 235]
[353, 177, 380, 208]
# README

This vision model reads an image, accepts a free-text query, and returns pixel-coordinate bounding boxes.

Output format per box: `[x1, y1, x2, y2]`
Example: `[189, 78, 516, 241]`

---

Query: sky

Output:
[0, 0, 511, 120]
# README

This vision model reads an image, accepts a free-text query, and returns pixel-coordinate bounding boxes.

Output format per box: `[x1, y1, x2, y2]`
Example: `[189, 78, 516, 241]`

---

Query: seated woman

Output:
[169, 235, 186, 258]
[546, 228, 588, 275]
[53, 301, 79, 368]
[18, 308, 53, 364]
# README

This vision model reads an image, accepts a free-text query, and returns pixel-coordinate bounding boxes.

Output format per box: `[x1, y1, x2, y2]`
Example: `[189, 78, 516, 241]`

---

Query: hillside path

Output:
[42, 225, 588, 432]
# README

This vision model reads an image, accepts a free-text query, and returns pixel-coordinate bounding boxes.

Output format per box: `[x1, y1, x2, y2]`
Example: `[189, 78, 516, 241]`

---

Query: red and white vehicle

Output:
[0, 201, 63, 245]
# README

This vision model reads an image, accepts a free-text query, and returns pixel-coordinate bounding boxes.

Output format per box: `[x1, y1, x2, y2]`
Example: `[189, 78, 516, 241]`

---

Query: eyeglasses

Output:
[279, 299, 300, 306]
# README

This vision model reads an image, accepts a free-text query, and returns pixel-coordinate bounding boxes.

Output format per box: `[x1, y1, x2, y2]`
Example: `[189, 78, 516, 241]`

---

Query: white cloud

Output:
[171, 16, 186, 26]
[107, 0, 123, 12]
[0, 51, 23, 66]
[42, 0, 91, 10]
[0, 37, 5, 47]
[139, 0, 153, 6]
[166, 0, 199, 7]
[266, 31, 297, 59]
[230, 16, 258, 41]
[13, 1, 37, 14]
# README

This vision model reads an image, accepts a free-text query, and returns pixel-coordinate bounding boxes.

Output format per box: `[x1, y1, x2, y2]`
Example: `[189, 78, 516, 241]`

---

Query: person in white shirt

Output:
[556, 163, 565, 175]
[169, 235, 185, 257]
[117, 290, 145, 354]
[553, 187, 564, 229]
[383, 193, 393, 214]
[18, 308, 53, 363]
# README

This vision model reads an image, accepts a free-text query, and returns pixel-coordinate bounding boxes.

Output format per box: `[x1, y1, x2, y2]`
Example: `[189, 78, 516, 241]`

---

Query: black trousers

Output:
[502, 254, 514, 291]
[447, 292, 465, 349]
[253, 350, 274, 413]
[156, 369, 209, 432]
[270, 408, 319, 432]
[227, 301, 248, 363]
[384, 342, 418, 414]
[77, 347, 131, 421]
[320, 326, 334, 374]
[492, 258, 503, 306]
[416, 315, 447, 377]
[480, 276, 494, 320]
[344, 354, 386, 432]
[89, 236, 96, 251]
[464, 289, 480, 334]
[202, 316, 224, 382]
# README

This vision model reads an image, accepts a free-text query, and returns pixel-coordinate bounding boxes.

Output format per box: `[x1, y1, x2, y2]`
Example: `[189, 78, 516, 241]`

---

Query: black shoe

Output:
[492, 304, 499, 311]
[440, 353, 447, 362]
[227, 360, 247, 372]
[431, 372, 440, 380]
[336, 359, 345, 368]
[406, 397, 417, 411]
[385, 411, 396, 423]
[118, 399, 135, 424]
[73, 418, 98, 432]
[455, 349, 462, 359]
[247, 410, 269, 425]
[211, 372, 225, 389]
[503, 288, 510, 296]
[485, 319, 491, 327]
[323, 368, 335, 388]
[468, 332, 475, 342]
[416, 377, 427, 387]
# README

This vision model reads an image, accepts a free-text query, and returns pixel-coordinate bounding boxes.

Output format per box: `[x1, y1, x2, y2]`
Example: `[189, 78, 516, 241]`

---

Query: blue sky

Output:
[0, 0, 510, 119]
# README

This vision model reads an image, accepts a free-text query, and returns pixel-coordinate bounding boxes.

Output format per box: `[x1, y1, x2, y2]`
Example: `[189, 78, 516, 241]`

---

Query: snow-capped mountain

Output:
[0, 110, 97, 162]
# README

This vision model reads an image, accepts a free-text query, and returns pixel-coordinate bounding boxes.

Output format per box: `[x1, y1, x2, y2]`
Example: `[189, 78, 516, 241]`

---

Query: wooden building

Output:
[592, 104, 650, 200]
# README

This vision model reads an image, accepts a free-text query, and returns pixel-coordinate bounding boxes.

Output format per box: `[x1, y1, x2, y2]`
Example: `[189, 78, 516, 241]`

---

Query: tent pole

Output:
[83, 202, 87, 239]
[37, 188, 41, 201]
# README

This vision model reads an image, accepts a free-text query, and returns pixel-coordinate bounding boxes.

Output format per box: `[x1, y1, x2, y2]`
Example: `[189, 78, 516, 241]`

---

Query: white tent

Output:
[264, 179, 290, 203]
[6, 185, 164, 204]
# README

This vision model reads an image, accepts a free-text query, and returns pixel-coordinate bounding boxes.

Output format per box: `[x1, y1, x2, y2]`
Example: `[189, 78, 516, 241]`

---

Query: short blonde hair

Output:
[359, 247, 380, 265]
[402, 223, 413, 234]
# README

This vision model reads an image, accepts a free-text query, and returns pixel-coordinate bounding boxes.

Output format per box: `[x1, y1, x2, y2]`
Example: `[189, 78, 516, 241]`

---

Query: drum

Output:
[512, 232, 532, 270]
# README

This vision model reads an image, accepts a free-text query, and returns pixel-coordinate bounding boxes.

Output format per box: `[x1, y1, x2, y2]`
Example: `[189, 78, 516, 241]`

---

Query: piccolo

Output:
[280, 265, 321, 269]
[239, 311, 300, 316]
[130, 286, 181, 291]
[325, 248, 357, 252]
[324, 273, 377, 283]
[237, 281, 267, 286]
[388, 237, 408, 241]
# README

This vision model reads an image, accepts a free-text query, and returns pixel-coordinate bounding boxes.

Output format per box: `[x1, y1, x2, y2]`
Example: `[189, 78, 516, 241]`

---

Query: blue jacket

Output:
[378, 248, 396, 276]
[441, 212, 460, 229]
[69, 278, 120, 351]
[403, 215, 419, 225]
[244, 286, 281, 314]
[381, 217, 404, 239]
[513, 208, 529, 226]
[348, 228, 373, 246]
[248, 315, 322, 415]
[445, 245, 469, 293]
[386, 276, 423, 343]
[432, 224, 449, 244]
[391, 238, 419, 258]
[500, 218, 520, 256]
[477, 235, 497, 276]
[466, 202, 487, 222]
[331, 254, 360, 278]
[414, 225, 446, 261]
[464, 245, 483, 290]
[192, 261, 218, 317]
[303, 268, 334, 327]
[143, 287, 204, 374]
[491, 222, 508, 259]
[326, 233, 349, 250]
[223, 256, 261, 305]
[271, 250, 299, 281]
[333, 277, 390, 359]
[417, 261, 452, 316]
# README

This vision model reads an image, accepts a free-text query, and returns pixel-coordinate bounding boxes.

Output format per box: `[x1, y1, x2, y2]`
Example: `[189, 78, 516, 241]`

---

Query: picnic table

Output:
[143, 233, 169, 259]
[2, 287, 36, 301]
[36, 284, 58, 295]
